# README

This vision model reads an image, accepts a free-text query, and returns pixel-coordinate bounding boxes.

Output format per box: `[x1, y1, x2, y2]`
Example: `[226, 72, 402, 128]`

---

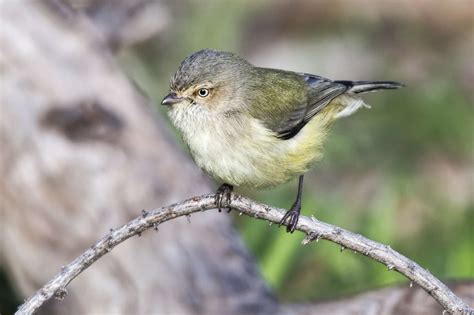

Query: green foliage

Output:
[236, 171, 473, 301]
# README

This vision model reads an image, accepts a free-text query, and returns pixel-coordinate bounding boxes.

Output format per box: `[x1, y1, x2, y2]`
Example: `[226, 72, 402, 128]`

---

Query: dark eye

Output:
[197, 88, 209, 97]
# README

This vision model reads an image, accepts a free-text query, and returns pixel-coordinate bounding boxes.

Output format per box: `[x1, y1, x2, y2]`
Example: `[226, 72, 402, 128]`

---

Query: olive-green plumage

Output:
[162, 49, 402, 232]
[163, 49, 401, 189]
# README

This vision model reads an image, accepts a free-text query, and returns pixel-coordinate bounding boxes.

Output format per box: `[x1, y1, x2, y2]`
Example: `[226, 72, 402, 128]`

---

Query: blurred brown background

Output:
[1, 0, 473, 314]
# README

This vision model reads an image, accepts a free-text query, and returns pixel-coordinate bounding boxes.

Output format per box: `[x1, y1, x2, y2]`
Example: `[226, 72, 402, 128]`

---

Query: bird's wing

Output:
[247, 69, 348, 139]
[277, 74, 349, 139]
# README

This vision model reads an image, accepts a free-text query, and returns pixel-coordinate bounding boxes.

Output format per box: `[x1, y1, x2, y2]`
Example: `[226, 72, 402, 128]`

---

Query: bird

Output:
[161, 49, 403, 233]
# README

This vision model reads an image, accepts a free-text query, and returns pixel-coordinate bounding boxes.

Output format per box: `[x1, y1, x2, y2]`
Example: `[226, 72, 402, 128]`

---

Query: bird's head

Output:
[162, 49, 252, 112]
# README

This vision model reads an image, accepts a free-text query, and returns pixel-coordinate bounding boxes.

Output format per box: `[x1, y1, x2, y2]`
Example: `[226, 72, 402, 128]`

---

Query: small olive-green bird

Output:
[162, 49, 402, 232]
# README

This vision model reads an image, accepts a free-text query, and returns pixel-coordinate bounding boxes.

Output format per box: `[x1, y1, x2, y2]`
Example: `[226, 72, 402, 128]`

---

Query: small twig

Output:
[16, 193, 473, 315]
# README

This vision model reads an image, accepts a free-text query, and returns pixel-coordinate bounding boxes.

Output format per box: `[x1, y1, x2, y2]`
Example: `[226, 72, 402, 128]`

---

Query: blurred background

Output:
[1, 0, 473, 313]
[121, 0, 474, 303]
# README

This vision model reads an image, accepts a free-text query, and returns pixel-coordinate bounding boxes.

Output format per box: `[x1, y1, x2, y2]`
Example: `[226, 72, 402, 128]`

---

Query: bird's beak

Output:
[161, 92, 182, 106]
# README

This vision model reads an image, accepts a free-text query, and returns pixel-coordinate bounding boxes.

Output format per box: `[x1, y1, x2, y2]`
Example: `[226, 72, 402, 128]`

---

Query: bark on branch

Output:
[17, 194, 473, 315]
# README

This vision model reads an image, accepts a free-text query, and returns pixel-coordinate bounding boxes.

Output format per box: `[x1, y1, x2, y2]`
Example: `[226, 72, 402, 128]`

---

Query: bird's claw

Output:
[215, 184, 233, 212]
[279, 203, 301, 233]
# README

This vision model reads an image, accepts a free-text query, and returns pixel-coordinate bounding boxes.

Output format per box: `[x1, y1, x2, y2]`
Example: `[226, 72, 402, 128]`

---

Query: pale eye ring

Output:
[197, 88, 209, 98]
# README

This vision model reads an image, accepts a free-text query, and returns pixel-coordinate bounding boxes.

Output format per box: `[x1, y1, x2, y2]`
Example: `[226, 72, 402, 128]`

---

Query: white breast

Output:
[167, 104, 287, 187]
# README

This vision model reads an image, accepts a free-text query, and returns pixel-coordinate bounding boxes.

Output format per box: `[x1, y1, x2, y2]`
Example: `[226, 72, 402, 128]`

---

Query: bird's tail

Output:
[334, 80, 404, 94]
[331, 80, 403, 119]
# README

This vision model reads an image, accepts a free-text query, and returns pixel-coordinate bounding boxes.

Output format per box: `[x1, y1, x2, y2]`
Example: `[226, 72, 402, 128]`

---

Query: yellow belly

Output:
[194, 106, 338, 189]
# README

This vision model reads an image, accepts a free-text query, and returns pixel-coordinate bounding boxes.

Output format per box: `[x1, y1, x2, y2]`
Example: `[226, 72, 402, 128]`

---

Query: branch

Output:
[16, 194, 473, 315]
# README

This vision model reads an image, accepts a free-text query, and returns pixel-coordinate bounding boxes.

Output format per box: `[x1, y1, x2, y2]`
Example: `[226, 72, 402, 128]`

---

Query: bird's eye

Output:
[197, 88, 209, 98]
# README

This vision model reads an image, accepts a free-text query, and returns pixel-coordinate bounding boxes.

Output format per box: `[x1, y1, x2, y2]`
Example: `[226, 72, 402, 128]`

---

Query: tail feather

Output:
[331, 80, 403, 119]
[334, 80, 404, 94]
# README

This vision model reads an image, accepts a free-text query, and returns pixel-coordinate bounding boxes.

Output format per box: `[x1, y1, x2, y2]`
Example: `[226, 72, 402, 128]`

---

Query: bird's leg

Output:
[215, 183, 233, 212]
[280, 175, 304, 233]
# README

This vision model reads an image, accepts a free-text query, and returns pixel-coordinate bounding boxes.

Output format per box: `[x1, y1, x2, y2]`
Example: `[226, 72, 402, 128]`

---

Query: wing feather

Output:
[276, 74, 348, 139]
[246, 70, 348, 139]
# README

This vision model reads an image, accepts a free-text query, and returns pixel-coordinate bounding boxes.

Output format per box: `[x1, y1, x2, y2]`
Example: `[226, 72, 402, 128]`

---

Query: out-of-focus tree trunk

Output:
[0, 1, 276, 314]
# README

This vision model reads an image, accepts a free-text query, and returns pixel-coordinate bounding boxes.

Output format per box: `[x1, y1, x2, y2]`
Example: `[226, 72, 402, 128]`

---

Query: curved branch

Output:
[16, 193, 473, 315]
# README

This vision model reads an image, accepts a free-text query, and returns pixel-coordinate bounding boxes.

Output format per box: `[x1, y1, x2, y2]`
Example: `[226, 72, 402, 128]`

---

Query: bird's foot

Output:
[279, 201, 301, 233]
[215, 183, 233, 212]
